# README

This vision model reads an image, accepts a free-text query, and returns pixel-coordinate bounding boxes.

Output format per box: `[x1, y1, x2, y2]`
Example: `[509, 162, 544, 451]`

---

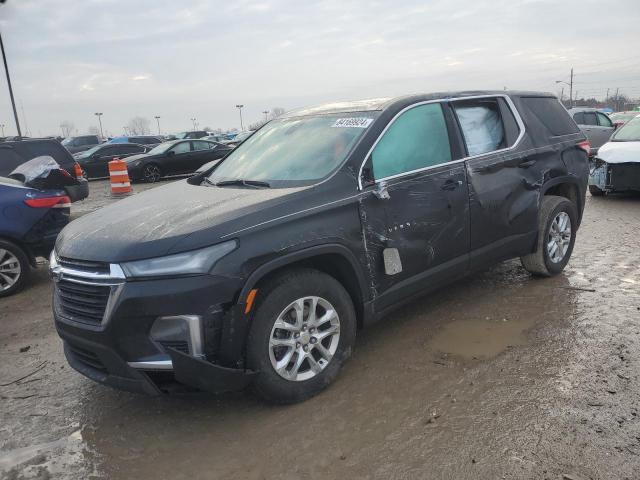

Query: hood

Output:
[56, 179, 306, 262]
[597, 141, 640, 164]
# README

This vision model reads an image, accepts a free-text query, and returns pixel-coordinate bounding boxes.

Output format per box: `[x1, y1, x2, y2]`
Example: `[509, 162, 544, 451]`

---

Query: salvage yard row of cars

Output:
[2, 93, 639, 404]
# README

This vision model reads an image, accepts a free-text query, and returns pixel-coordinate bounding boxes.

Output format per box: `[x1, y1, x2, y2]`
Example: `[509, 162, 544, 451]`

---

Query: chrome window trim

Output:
[50, 251, 125, 286]
[357, 94, 527, 190]
[128, 359, 173, 370]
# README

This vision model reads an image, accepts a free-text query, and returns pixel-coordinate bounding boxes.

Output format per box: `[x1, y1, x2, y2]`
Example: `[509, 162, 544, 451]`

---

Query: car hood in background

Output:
[55, 179, 306, 262]
[597, 141, 640, 164]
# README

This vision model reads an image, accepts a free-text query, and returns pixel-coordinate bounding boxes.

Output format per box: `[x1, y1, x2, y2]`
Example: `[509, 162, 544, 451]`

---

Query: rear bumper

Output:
[65, 179, 89, 202]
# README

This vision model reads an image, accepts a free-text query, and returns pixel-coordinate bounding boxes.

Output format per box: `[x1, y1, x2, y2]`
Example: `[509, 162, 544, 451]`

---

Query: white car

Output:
[589, 114, 640, 195]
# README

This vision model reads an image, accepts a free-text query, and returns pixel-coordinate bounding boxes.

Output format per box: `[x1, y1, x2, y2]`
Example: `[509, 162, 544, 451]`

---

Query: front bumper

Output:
[52, 262, 255, 395]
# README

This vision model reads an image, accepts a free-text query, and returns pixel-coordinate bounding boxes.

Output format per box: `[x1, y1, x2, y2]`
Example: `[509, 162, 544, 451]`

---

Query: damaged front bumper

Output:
[590, 158, 640, 194]
[52, 262, 256, 395]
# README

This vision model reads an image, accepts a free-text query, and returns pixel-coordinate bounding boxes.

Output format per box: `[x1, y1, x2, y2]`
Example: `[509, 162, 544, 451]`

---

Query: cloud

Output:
[131, 75, 150, 81]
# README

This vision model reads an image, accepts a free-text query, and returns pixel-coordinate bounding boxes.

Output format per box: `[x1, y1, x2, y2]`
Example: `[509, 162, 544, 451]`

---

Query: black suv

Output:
[51, 91, 589, 403]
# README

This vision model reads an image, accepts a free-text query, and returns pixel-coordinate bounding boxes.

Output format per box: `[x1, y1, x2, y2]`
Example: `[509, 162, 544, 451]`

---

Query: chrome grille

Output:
[57, 280, 111, 325]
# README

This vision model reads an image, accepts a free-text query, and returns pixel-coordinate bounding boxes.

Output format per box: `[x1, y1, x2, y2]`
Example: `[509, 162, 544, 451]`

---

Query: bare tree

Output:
[127, 116, 151, 135]
[270, 107, 285, 119]
[60, 120, 74, 137]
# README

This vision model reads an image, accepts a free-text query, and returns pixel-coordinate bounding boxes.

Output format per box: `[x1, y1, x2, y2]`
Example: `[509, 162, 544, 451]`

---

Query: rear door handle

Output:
[441, 179, 463, 191]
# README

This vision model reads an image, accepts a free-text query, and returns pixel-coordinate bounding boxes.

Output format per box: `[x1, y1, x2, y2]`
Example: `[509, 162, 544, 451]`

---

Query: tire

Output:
[0, 240, 30, 298]
[520, 195, 578, 277]
[247, 268, 356, 404]
[142, 163, 162, 183]
[588, 184, 604, 196]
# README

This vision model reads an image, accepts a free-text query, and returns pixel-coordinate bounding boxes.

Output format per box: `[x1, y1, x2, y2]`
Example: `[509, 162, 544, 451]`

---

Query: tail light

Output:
[24, 195, 71, 208]
[577, 140, 591, 155]
[73, 162, 84, 180]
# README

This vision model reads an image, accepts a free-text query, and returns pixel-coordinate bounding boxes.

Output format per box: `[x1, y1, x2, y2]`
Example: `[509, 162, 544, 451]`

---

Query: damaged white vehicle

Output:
[589, 114, 640, 196]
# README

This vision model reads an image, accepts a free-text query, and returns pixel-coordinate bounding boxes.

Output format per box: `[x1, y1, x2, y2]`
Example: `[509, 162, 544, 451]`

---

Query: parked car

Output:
[174, 130, 209, 140]
[51, 91, 588, 403]
[73, 143, 149, 179]
[221, 130, 254, 148]
[589, 115, 640, 196]
[61, 135, 102, 154]
[0, 139, 89, 202]
[568, 107, 615, 154]
[124, 139, 232, 182]
[108, 135, 162, 147]
[609, 111, 640, 129]
[202, 134, 230, 143]
[1, 157, 72, 297]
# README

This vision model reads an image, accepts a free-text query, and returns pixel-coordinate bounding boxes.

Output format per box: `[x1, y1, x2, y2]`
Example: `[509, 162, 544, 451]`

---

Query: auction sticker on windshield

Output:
[332, 118, 374, 128]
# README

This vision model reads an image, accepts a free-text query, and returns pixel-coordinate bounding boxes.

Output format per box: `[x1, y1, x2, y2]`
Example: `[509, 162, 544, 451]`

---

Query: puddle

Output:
[430, 317, 537, 359]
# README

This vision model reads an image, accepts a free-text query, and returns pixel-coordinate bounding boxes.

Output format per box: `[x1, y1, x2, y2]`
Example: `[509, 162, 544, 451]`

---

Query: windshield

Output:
[206, 113, 377, 187]
[61, 138, 73, 146]
[175, 132, 190, 139]
[612, 116, 640, 141]
[75, 145, 102, 159]
[146, 141, 175, 155]
[610, 112, 640, 123]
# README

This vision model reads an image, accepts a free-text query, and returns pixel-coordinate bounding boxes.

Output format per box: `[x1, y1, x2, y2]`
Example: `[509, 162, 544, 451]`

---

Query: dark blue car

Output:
[0, 162, 71, 297]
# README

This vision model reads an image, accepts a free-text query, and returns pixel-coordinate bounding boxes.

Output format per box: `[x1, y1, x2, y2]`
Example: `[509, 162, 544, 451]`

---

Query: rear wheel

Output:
[0, 240, 30, 298]
[247, 269, 356, 404]
[142, 163, 162, 183]
[520, 195, 577, 277]
[588, 184, 604, 196]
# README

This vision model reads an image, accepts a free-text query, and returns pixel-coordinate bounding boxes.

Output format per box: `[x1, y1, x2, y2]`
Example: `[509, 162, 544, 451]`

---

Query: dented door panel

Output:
[360, 164, 469, 310]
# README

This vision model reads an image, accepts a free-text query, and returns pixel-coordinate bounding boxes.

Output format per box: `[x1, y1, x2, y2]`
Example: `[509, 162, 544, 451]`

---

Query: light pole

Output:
[236, 104, 244, 130]
[556, 67, 574, 108]
[154, 115, 161, 135]
[190, 117, 197, 131]
[94, 112, 104, 138]
[262, 110, 269, 122]
[0, 30, 22, 137]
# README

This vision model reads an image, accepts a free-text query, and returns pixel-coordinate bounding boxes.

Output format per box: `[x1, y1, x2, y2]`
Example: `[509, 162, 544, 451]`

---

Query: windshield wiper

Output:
[201, 176, 216, 186]
[215, 179, 271, 188]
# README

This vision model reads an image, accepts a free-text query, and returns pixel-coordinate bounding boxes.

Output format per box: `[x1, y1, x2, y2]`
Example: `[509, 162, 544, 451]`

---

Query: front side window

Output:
[207, 113, 376, 187]
[582, 112, 598, 126]
[192, 140, 212, 151]
[171, 142, 191, 154]
[597, 112, 613, 128]
[371, 103, 451, 180]
[453, 98, 506, 156]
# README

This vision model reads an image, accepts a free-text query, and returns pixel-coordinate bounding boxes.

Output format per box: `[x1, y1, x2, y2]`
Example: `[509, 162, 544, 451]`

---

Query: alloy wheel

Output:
[547, 211, 571, 263]
[268, 296, 341, 382]
[0, 248, 21, 292]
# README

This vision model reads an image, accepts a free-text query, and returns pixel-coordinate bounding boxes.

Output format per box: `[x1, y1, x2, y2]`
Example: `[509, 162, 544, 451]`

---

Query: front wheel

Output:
[247, 269, 356, 404]
[142, 163, 162, 183]
[0, 240, 30, 298]
[520, 195, 578, 277]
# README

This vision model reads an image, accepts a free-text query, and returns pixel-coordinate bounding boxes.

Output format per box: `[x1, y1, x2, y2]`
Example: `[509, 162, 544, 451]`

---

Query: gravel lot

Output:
[1, 182, 639, 479]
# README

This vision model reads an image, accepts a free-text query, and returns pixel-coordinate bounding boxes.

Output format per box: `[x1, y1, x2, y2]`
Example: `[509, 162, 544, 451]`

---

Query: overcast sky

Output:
[0, 0, 639, 137]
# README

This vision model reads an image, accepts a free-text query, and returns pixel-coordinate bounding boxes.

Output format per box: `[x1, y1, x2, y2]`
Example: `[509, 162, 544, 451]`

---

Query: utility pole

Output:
[236, 104, 244, 130]
[614, 87, 620, 111]
[569, 67, 573, 108]
[0, 30, 21, 137]
[605, 88, 610, 105]
[262, 110, 269, 122]
[190, 117, 197, 131]
[94, 112, 104, 138]
[154, 115, 161, 135]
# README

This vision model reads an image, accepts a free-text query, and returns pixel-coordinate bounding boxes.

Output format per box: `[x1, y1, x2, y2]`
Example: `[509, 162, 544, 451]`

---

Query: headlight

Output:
[121, 241, 237, 278]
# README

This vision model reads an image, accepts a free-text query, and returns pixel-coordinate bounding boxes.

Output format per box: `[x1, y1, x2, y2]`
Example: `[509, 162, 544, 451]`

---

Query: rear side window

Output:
[372, 103, 451, 179]
[573, 112, 585, 124]
[582, 112, 597, 126]
[453, 98, 506, 156]
[519, 97, 580, 136]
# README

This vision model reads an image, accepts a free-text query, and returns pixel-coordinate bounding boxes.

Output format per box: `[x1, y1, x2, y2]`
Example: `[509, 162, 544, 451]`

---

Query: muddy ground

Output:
[1, 180, 639, 479]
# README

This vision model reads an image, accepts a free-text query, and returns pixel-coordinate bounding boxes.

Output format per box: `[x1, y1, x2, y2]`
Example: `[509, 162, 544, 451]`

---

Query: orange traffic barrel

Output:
[108, 158, 132, 195]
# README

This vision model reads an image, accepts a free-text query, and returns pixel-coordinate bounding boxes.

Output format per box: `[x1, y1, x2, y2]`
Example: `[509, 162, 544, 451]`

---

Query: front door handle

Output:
[441, 179, 463, 191]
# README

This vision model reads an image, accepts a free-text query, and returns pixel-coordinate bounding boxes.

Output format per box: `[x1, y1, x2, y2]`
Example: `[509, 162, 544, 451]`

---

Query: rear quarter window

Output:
[519, 97, 580, 138]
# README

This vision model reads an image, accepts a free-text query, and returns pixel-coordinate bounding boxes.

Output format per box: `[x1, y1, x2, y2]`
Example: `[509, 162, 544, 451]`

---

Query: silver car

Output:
[567, 107, 615, 154]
